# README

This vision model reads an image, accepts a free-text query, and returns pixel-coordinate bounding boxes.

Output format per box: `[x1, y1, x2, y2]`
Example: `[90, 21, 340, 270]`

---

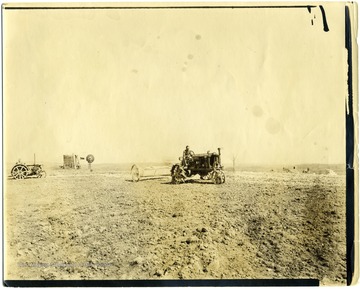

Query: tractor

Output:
[171, 148, 225, 184]
[11, 162, 46, 179]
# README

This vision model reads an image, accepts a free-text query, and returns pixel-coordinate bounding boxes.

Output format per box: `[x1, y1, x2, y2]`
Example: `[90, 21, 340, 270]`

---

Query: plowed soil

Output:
[4, 166, 346, 285]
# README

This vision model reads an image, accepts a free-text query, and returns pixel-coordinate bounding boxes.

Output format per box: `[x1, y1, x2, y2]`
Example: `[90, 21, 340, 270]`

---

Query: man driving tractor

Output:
[183, 145, 194, 167]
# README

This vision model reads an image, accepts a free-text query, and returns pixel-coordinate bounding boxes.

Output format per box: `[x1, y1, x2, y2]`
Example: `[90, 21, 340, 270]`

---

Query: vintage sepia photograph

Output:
[3, 2, 358, 286]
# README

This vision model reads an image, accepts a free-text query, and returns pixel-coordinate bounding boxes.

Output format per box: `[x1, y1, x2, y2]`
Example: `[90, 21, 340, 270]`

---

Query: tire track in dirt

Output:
[302, 176, 347, 284]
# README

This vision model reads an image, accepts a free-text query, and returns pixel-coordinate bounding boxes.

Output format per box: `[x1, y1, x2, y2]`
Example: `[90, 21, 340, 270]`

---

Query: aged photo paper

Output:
[3, 1, 358, 286]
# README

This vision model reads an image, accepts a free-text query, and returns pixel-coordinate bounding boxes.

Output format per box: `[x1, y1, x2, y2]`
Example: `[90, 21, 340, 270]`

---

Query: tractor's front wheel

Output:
[38, 170, 47, 178]
[171, 164, 186, 184]
[219, 170, 225, 183]
[212, 170, 225, 184]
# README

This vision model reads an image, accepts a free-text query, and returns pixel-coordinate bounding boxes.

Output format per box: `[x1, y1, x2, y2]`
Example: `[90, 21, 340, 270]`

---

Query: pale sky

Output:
[4, 3, 348, 165]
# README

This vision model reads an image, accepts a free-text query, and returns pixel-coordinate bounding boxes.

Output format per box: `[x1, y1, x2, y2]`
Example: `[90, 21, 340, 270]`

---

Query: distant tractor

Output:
[171, 148, 225, 184]
[11, 155, 46, 179]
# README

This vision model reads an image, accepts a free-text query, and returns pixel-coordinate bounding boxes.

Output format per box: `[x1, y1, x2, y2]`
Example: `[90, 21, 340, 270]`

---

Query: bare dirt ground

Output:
[4, 165, 346, 284]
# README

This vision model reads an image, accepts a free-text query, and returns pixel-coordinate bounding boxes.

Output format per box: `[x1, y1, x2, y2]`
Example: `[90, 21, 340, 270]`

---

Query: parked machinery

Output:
[60, 154, 94, 170]
[171, 148, 225, 184]
[11, 155, 46, 179]
[60, 154, 82, 169]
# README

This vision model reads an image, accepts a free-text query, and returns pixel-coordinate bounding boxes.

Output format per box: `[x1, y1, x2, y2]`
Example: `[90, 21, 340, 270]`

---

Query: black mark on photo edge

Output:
[319, 5, 330, 32]
[3, 279, 319, 287]
[345, 5, 355, 286]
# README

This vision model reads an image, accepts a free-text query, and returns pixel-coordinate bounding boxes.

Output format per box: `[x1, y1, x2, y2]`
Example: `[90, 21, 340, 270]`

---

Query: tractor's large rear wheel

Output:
[11, 164, 28, 179]
[171, 164, 186, 184]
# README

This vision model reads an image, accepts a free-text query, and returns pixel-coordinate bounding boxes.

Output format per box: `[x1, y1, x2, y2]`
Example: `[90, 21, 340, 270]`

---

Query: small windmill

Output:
[86, 154, 95, 172]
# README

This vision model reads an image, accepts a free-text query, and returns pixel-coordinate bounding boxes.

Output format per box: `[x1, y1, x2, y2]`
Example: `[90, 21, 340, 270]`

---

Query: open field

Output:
[4, 164, 346, 284]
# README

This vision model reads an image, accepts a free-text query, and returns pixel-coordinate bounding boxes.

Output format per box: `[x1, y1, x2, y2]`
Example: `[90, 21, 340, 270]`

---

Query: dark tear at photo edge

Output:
[345, 3, 357, 286]
[345, 4, 355, 171]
